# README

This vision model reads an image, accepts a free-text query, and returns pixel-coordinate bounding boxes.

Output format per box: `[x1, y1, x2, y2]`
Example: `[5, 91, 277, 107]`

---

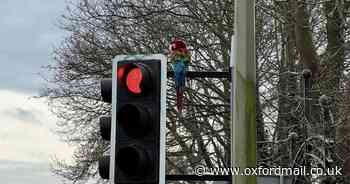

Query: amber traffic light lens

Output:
[117, 104, 151, 138]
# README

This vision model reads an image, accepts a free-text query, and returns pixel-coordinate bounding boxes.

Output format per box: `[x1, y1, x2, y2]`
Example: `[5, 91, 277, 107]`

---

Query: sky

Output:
[0, 1, 74, 183]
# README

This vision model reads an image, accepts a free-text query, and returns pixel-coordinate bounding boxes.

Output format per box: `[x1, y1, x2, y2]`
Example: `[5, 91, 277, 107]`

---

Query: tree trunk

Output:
[276, 1, 300, 167]
[323, 0, 347, 162]
[293, 1, 321, 183]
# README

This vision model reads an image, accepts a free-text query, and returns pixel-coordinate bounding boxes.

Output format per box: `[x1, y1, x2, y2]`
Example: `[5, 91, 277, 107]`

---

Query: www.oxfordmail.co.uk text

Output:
[194, 165, 343, 177]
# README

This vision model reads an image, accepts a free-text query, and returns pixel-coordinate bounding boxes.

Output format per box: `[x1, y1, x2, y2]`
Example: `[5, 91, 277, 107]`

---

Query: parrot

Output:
[169, 38, 191, 115]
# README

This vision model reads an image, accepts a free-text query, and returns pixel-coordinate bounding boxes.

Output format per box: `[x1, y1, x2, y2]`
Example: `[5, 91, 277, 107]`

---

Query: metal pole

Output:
[167, 71, 231, 79]
[300, 69, 312, 183]
[230, 35, 236, 184]
[166, 175, 231, 181]
[231, 0, 256, 184]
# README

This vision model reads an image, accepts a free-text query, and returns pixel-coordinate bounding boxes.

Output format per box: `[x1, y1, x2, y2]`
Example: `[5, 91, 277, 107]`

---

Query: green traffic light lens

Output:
[116, 145, 150, 177]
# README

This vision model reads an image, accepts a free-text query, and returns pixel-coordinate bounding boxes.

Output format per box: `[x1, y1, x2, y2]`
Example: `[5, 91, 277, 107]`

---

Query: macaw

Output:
[169, 38, 191, 115]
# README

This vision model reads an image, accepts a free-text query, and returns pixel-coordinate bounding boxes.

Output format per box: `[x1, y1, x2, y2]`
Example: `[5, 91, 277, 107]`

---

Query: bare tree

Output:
[43, 0, 236, 183]
[43, 0, 350, 183]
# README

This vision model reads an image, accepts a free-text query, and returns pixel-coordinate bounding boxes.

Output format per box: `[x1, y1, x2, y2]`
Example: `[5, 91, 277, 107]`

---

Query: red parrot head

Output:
[169, 38, 188, 54]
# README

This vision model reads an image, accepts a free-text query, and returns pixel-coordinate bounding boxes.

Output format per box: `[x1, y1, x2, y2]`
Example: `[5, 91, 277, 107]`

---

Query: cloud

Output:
[0, 159, 66, 184]
[0, 90, 74, 183]
[2, 107, 43, 126]
[0, 90, 73, 163]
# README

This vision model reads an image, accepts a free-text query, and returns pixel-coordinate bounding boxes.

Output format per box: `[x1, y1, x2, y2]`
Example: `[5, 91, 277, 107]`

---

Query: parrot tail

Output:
[176, 87, 184, 114]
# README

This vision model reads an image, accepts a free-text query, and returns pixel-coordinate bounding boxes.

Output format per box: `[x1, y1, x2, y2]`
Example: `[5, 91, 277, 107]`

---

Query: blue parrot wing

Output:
[173, 61, 186, 88]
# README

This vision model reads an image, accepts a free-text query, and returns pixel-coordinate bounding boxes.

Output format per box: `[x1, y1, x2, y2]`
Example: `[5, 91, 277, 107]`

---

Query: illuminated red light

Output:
[126, 67, 143, 94]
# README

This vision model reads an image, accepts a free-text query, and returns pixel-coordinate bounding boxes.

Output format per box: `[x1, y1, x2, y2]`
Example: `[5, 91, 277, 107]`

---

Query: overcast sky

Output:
[0, 1, 74, 183]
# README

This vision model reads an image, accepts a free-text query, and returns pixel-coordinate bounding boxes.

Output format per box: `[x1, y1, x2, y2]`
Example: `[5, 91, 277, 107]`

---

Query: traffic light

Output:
[110, 55, 166, 184]
[98, 79, 113, 179]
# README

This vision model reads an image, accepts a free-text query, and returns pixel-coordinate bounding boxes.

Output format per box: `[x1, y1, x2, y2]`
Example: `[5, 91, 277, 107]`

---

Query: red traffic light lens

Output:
[117, 63, 151, 95]
[126, 68, 142, 94]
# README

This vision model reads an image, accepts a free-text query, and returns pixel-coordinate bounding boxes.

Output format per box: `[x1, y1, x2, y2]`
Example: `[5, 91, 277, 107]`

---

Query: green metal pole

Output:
[231, 0, 256, 184]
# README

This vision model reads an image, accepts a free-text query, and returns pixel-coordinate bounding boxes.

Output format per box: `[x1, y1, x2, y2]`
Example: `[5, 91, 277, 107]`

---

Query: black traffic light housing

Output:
[98, 55, 166, 184]
[114, 59, 161, 183]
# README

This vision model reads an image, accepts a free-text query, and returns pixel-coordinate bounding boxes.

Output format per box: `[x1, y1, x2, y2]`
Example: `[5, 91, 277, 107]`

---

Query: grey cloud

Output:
[3, 107, 43, 126]
[0, 159, 65, 184]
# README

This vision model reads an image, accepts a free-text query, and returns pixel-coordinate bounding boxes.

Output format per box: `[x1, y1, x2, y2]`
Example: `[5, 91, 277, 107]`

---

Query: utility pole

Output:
[231, 0, 256, 184]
